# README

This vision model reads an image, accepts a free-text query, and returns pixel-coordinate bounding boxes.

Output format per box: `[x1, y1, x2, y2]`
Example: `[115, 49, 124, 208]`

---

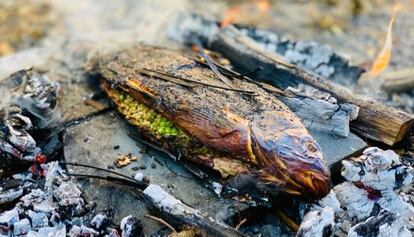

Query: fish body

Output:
[89, 45, 330, 199]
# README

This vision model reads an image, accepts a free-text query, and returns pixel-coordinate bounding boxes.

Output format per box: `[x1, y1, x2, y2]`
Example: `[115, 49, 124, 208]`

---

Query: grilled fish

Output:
[88, 45, 330, 199]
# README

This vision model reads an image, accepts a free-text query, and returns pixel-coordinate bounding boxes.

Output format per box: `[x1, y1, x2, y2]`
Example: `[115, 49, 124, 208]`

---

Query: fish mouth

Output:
[291, 169, 330, 199]
[252, 153, 330, 199]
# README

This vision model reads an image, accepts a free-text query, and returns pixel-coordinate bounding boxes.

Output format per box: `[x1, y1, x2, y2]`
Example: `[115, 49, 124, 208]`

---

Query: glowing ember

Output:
[368, 4, 401, 78]
[221, 0, 270, 28]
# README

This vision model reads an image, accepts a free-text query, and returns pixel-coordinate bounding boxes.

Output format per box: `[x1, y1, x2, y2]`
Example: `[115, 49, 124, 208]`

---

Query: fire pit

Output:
[1, 1, 414, 236]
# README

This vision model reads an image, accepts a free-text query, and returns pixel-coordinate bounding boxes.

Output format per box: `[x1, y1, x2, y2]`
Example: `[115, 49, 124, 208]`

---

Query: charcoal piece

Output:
[169, 14, 364, 87]
[120, 216, 143, 237]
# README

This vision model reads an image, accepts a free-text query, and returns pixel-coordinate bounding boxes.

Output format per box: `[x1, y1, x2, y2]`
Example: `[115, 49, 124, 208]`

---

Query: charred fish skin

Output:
[89, 45, 330, 199]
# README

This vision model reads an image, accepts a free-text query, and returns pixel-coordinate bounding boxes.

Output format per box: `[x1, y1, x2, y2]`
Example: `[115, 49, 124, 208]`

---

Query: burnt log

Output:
[169, 14, 363, 87]
[240, 27, 364, 87]
[280, 84, 359, 138]
[169, 14, 414, 146]
[143, 184, 245, 237]
[209, 27, 414, 146]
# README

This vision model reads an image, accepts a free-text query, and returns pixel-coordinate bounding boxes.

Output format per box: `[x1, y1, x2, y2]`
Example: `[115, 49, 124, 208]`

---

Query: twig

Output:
[220, 67, 262, 78]
[84, 99, 108, 111]
[191, 36, 235, 89]
[191, 56, 284, 94]
[276, 210, 299, 232]
[194, 56, 308, 99]
[65, 173, 146, 189]
[164, 160, 194, 180]
[142, 68, 255, 94]
[144, 214, 177, 233]
[137, 68, 197, 88]
[61, 161, 141, 184]
[235, 218, 247, 230]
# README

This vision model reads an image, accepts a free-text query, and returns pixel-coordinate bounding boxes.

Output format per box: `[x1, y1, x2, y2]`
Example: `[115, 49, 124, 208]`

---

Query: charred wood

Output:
[143, 184, 245, 237]
[280, 84, 358, 138]
[169, 15, 414, 145]
[210, 27, 414, 145]
[169, 14, 363, 87]
[239, 27, 364, 88]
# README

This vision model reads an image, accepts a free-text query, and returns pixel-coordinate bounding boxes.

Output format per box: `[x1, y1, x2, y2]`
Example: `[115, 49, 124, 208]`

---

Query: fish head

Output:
[251, 111, 330, 199]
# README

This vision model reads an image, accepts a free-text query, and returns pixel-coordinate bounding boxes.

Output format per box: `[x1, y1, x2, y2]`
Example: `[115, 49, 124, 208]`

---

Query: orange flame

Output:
[221, 0, 270, 28]
[369, 4, 401, 78]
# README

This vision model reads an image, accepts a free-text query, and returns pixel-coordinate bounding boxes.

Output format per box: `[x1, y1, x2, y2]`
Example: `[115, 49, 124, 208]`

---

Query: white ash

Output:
[333, 182, 374, 221]
[19, 189, 56, 213]
[0, 111, 40, 161]
[316, 190, 341, 213]
[27, 210, 49, 229]
[348, 210, 411, 237]
[298, 147, 414, 237]
[53, 181, 84, 207]
[91, 214, 107, 229]
[168, 13, 219, 46]
[133, 172, 144, 182]
[337, 147, 414, 224]
[239, 28, 363, 87]
[0, 187, 24, 204]
[212, 181, 223, 196]
[49, 211, 61, 226]
[43, 161, 67, 193]
[282, 84, 359, 137]
[13, 172, 34, 181]
[120, 216, 141, 237]
[22, 72, 59, 110]
[296, 207, 335, 237]
[143, 184, 192, 215]
[13, 218, 31, 236]
[0, 69, 61, 162]
[0, 162, 100, 237]
[169, 14, 362, 87]
[106, 228, 121, 237]
[120, 216, 133, 237]
[68, 225, 99, 237]
[342, 147, 413, 190]
[27, 226, 66, 237]
[0, 209, 19, 232]
[287, 84, 338, 103]
[12, 70, 61, 128]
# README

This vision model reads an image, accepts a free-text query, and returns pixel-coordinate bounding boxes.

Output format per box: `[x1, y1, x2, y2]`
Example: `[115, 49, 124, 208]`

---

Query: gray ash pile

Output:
[169, 13, 364, 88]
[0, 70, 143, 237]
[0, 161, 143, 237]
[239, 27, 364, 88]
